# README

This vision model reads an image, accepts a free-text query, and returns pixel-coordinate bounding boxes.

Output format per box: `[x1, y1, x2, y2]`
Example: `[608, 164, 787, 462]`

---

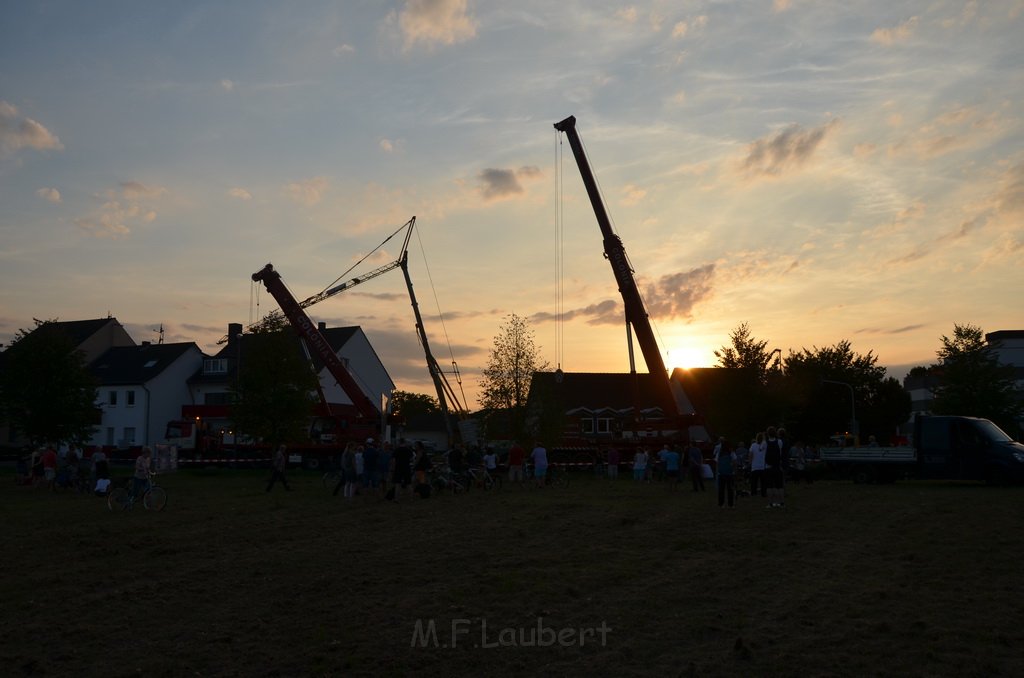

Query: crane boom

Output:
[251, 263, 381, 423]
[400, 249, 466, 446]
[553, 115, 678, 416]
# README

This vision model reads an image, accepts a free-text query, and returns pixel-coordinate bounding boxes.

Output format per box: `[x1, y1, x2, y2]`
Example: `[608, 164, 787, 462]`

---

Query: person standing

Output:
[389, 439, 414, 501]
[748, 432, 767, 498]
[413, 441, 433, 486]
[688, 441, 705, 492]
[530, 441, 548, 488]
[90, 447, 109, 481]
[41, 446, 59, 491]
[715, 439, 737, 508]
[266, 444, 291, 492]
[606, 446, 620, 480]
[333, 443, 357, 499]
[507, 441, 526, 485]
[764, 426, 784, 508]
[362, 439, 379, 490]
[377, 441, 392, 497]
[134, 447, 153, 499]
[632, 447, 648, 482]
[662, 445, 681, 489]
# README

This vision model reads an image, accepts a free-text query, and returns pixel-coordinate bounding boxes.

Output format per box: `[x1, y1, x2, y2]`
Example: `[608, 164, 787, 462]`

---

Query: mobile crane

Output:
[251, 262, 383, 440]
[553, 115, 683, 427]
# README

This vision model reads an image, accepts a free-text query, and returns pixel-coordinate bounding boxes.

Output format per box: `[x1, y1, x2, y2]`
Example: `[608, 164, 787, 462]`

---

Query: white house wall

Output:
[89, 347, 202, 449]
[319, 330, 395, 413]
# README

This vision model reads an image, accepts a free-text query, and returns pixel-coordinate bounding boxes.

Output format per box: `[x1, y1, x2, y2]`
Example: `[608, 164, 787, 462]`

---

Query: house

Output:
[182, 322, 394, 445]
[525, 371, 707, 453]
[0, 317, 136, 449]
[89, 342, 203, 449]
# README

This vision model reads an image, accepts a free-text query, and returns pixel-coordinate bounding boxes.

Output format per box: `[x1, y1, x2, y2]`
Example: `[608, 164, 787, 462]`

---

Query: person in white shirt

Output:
[748, 432, 767, 498]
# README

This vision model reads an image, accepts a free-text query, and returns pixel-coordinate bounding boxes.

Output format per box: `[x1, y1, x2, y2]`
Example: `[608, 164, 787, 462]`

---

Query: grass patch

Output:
[2, 470, 1023, 676]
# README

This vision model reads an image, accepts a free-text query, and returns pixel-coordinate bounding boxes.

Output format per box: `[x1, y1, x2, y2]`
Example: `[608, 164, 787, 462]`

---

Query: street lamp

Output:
[821, 379, 859, 443]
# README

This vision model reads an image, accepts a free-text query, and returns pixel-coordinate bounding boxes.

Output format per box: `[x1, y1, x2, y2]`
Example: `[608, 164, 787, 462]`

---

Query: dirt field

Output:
[2, 468, 1023, 677]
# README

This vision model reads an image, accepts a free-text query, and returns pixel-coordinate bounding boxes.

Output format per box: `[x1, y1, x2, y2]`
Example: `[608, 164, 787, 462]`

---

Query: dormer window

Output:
[204, 358, 228, 374]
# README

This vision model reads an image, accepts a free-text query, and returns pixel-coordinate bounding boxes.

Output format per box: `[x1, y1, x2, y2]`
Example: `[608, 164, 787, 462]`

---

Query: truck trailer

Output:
[821, 415, 1024, 484]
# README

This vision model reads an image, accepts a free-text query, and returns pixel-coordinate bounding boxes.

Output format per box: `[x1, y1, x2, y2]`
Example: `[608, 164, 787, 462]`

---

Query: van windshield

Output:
[975, 419, 1013, 443]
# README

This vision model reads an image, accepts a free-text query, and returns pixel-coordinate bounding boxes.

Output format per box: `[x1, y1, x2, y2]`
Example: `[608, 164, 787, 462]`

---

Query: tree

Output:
[713, 323, 781, 436]
[782, 340, 905, 444]
[479, 313, 549, 440]
[930, 323, 1021, 433]
[714, 322, 778, 381]
[0, 319, 98, 446]
[230, 316, 319, 446]
[391, 390, 440, 419]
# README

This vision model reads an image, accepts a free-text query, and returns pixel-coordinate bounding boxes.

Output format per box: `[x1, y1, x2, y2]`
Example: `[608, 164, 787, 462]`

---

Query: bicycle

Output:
[467, 465, 502, 491]
[430, 465, 470, 495]
[107, 472, 167, 512]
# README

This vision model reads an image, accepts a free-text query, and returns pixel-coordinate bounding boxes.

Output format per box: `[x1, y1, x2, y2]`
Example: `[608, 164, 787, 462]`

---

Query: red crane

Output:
[251, 263, 381, 426]
[554, 115, 680, 420]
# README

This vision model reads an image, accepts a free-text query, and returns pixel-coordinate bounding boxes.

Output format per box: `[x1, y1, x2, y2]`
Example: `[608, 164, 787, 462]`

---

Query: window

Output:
[581, 419, 595, 434]
[126, 390, 136, 407]
[124, 427, 136, 444]
[204, 392, 233, 405]
[204, 358, 228, 374]
[597, 418, 612, 434]
[108, 391, 118, 406]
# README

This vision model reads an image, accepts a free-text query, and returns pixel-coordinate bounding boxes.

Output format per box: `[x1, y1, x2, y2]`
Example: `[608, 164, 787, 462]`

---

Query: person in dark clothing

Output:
[687, 443, 705, 492]
[764, 426, 784, 508]
[266, 444, 291, 492]
[715, 440, 737, 508]
[389, 439, 414, 502]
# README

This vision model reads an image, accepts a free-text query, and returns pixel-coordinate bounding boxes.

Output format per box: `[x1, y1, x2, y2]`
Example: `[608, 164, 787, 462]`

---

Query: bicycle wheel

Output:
[322, 471, 341, 489]
[144, 486, 168, 511]
[107, 487, 130, 511]
[491, 475, 503, 490]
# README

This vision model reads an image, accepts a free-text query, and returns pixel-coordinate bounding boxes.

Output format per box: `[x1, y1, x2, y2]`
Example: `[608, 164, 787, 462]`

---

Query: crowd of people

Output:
[592, 428, 819, 509]
[16, 443, 112, 494]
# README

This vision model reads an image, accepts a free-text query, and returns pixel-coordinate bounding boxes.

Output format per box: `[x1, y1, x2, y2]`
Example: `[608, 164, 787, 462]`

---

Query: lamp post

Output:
[821, 379, 859, 444]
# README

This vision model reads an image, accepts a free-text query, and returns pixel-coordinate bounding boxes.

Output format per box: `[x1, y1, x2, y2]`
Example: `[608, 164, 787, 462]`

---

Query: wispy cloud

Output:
[642, 264, 716, 321]
[477, 165, 542, 202]
[228, 187, 252, 200]
[36, 187, 62, 204]
[871, 17, 919, 45]
[0, 100, 63, 158]
[284, 177, 330, 206]
[737, 119, 839, 180]
[74, 182, 165, 239]
[391, 0, 477, 52]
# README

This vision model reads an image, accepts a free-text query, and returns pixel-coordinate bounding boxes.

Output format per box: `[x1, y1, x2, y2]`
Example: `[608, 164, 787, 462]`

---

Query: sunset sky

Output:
[2, 0, 1022, 407]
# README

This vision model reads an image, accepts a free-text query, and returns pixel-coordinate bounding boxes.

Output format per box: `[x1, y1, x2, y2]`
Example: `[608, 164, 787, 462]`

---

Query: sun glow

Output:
[667, 346, 713, 371]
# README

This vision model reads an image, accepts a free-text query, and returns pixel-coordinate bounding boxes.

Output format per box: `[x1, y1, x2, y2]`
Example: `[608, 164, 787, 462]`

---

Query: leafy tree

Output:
[930, 323, 1021, 432]
[391, 390, 440, 419]
[230, 316, 319, 446]
[712, 323, 781, 437]
[714, 322, 778, 381]
[479, 313, 549, 440]
[0, 319, 98, 446]
[782, 340, 897, 444]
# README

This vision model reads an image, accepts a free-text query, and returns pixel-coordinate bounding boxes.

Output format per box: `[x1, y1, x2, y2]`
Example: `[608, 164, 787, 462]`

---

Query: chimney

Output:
[318, 321, 327, 332]
[141, 341, 151, 348]
[228, 322, 243, 347]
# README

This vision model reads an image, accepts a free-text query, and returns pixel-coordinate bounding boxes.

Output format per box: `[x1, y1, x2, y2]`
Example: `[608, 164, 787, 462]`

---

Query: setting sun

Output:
[667, 346, 714, 371]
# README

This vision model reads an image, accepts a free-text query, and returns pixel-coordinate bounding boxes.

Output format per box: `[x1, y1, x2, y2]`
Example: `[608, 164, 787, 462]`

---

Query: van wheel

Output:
[303, 457, 320, 471]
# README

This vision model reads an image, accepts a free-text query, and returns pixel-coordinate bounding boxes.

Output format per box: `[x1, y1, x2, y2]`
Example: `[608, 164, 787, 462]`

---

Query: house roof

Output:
[192, 326, 362, 384]
[91, 342, 199, 385]
[1, 318, 122, 355]
[528, 371, 672, 413]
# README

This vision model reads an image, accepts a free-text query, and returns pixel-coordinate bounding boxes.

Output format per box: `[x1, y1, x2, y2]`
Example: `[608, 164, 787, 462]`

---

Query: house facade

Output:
[89, 342, 204, 449]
